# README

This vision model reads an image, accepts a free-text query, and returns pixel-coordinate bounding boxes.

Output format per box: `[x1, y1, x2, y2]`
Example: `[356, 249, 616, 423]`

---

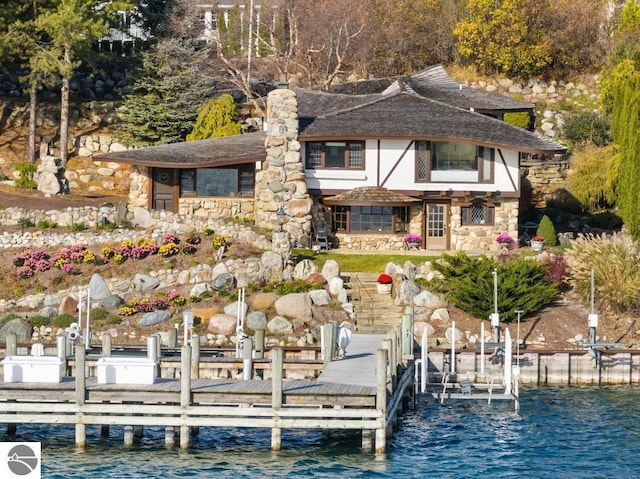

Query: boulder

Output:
[274, 293, 312, 321]
[207, 313, 237, 335]
[413, 290, 443, 308]
[308, 289, 331, 306]
[431, 308, 450, 322]
[99, 294, 124, 311]
[138, 310, 172, 326]
[321, 260, 340, 282]
[212, 272, 236, 291]
[267, 315, 293, 334]
[293, 259, 318, 280]
[190, 283, 212, 299]
[395, 279, 421, 305]
[88, 273, 111, 300]
[414, 321, 436, 340]
[0, 318, 32, 342]
[58, 296, 78, 315]
[328, 276, 344, 296]
[249, 292, 278, 310]
[132, 274, 160, 292]
[223, 300, 248, 317]
[246, 311, 268, 331]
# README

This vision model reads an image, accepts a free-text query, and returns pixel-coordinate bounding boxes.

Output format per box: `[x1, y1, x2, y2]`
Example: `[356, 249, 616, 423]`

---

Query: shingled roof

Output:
[323, 186, 421, 206]
[96, 131, 267, 167]
[297, 90, 565, 154]
[383, 64, 534, 113]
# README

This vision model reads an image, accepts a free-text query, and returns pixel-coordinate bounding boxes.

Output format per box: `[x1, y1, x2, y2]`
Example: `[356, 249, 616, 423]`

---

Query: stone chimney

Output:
[255, 88, 312, 245]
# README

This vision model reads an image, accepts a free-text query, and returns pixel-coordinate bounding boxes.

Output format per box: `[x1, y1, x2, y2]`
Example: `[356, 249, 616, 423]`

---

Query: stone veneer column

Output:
[255, 88, 312, 245]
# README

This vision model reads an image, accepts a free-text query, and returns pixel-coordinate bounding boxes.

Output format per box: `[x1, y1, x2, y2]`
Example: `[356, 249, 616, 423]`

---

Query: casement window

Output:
[416, 141, 493, 183]
[460, 201, 495, 226]
[179, 165, 255, 198]
[332, 205, 409, 233]
[306, 141, 365, 169]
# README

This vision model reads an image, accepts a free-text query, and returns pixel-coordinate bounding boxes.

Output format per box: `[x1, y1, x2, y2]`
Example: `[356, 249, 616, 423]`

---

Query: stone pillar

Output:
[255, 88, 312, 246]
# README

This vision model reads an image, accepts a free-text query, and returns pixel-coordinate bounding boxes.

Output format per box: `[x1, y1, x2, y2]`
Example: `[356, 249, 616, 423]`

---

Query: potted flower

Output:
[376, 273, 393, 294]
[405, 234, 422, 250]
[530, 235, 545, 251]
[495, 233, 514, 250]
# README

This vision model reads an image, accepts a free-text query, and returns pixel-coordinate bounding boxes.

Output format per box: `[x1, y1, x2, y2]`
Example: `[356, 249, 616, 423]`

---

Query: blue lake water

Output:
[3, 386, 639, 478]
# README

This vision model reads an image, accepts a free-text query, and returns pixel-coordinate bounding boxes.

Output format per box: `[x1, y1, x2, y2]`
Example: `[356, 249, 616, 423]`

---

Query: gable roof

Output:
[323, 186, 421, 206]
[382, 65, 534, 113]
[96, 131, 267, 167]
[297, 90, 565, 154]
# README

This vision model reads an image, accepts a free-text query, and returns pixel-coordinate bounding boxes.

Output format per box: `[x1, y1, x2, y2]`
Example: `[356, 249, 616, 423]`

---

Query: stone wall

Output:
[451, 199, 519, 253]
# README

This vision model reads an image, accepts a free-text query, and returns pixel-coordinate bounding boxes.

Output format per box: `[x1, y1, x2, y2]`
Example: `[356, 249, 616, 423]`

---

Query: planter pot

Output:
[376, 283, 392, 294]
[530, 240, 544, 252]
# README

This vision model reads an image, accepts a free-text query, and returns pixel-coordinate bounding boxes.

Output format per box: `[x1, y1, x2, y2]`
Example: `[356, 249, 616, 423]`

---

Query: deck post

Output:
[243, 337, 254, 380]
[382, 338, 395, 391]
[401, 310, 414, 359]
[180, 345, 192, 449]
[254, 329, 265, 359]
[56, 334, 66, 360]
[5, 333, 16, 356]
[124, 426, 134, 446]
[147, 335, 158, 379]
[165, 426, 175, 447]
[102, 333, 112, 357]
[271, 347, 284, 452]
[75, 344, 86, 449]
[322, 322, 337, 364]
[167, 328, 177, 378]
[375, 348, 388, 454]
[191, 335, 200, 379]
[361, 429, 373, 451]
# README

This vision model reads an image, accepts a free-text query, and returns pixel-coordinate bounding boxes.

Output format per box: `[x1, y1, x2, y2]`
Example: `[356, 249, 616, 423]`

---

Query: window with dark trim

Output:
[179, 165, 255, 198]
[460, 201, 495, 226]
[332, 205, 409, 233]
[306, 141, 365, 169]
[415, 141, 494, 183]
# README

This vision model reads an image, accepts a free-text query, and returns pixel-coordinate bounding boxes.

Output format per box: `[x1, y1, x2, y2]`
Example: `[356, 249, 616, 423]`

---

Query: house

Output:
[98, 65, 566, 252]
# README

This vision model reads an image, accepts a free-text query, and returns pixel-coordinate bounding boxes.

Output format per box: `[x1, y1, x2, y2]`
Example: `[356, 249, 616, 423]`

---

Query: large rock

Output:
[395, 279, 421, 305]
[328, 276, 344, 296]
[38, 306, 58, 319]
[413, 290, 443, 308]
[0, 318, 33, 342]
[133, 274, 160, 292]
[190, 283, 212, 299]
[58, 296, 78, 315]
[212, 272, 236, 291]
[132, 207, 152, 228]
[414, 321, 436, 340]
[191, 306, 220, 323]
[261, 251, 284, 282]
[249, 292, 278, 310]
[431, 308, 450, 322]
[99, 294, 124, 311]
[267, 315, 293, 334]
[308, 289, 331, 306]
[274, 293, 312, 321]
[138, 310, 172, 326]
[321, 260, 340, 282]
[223, 300, 248, 317]
[293, 259, 317, 280]
[246, 311, 268, 331]
[207, 313, 237, 335]
[88, 273, 111, 300]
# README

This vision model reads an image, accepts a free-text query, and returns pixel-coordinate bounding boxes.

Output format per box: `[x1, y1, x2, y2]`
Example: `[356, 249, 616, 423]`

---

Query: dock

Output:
[0, 329, 414, 453]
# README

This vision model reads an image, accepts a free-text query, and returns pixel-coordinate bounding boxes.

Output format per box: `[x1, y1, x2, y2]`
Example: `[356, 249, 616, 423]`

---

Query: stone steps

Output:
[344, 272, 404, 333]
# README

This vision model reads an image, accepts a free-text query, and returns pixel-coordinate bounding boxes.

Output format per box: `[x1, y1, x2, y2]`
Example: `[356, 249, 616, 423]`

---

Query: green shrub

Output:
[536, 215, 558, 247]
[587, 211, 624, 231]
[561, 111, 611, 148]
[28, 315, 49, 328]
[565, 233, 640, 313]
[69, 222, 87, 232]
[98, 219, 117, 232]
[503, 111, 531, 129]
[14, 162, 37, 189]
[90, 308, 109, 322]
[431, 252, 558, 322]
[52, 313, 76, 328]
[37, 219, 58, 229]
[18, 217, 35, 229]
[0, 313, 19, 325]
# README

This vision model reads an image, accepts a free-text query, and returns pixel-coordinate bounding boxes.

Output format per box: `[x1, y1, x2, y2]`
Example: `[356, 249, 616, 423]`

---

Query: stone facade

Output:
[450, 199, 519, 253]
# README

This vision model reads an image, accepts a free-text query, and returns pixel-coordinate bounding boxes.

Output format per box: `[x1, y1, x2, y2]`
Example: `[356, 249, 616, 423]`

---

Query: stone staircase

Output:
[344, 272, 405, 333]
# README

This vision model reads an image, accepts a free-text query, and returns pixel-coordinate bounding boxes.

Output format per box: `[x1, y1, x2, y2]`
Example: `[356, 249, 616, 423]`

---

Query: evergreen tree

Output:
[536, 215, 558, 247]
[115, 38, 211, 146]
[187, 94, 242, 141]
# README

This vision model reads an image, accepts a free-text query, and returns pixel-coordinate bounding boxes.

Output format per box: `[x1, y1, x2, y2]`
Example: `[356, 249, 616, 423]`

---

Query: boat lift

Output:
[580, 269, 620, 367]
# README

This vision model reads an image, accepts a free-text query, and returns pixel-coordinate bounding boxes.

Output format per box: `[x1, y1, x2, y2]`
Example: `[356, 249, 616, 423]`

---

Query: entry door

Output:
[425, 203, 449, 250]
[152, 168, 176, 211]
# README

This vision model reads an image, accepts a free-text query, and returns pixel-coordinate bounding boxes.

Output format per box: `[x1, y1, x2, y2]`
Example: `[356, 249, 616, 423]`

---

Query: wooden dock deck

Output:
[0, 330, 414, 453]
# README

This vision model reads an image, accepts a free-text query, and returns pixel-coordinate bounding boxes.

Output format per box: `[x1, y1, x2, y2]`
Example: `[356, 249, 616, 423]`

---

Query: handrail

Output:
[348, 273, 376, 325]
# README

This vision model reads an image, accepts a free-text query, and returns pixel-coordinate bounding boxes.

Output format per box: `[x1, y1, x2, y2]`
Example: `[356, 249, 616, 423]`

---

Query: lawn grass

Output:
[292, 249, 439, 273]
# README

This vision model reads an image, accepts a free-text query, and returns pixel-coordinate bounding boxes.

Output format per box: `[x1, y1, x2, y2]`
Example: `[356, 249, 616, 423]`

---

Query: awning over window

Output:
[323, 186, 421, 207]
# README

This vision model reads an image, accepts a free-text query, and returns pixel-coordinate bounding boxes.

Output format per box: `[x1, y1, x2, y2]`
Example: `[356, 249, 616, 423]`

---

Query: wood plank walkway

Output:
[317, 333, 384, 387]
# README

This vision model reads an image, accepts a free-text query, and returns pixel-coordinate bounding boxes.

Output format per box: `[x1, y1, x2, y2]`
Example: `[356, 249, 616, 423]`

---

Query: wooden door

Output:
[425, 203, 449, 250]
[152, 168, 176, 212]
